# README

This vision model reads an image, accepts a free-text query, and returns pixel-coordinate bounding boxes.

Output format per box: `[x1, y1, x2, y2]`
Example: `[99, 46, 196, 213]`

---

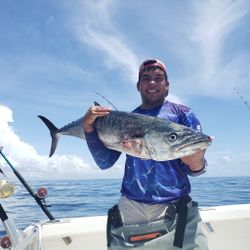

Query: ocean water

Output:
[0, 176, 250, 235]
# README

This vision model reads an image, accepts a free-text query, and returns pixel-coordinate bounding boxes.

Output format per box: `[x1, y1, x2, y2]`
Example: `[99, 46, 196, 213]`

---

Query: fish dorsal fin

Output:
[94, 101, 101, 106]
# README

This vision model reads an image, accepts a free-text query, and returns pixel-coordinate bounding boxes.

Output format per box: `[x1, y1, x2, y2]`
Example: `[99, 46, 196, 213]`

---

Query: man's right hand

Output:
[83, 106, 112, 132]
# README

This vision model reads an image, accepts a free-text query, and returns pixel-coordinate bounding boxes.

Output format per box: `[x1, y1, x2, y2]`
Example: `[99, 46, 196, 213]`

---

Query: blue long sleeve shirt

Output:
[85, 101, 207, 204]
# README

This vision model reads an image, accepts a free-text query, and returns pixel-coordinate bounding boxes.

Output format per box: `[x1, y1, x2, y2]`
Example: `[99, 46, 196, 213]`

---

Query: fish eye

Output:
[169, 133, 177, 142]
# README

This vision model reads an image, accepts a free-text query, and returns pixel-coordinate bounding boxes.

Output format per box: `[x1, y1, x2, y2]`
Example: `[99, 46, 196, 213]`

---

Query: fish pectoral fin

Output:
[122, 141, 134, 150]
[121, 139, 142, 151]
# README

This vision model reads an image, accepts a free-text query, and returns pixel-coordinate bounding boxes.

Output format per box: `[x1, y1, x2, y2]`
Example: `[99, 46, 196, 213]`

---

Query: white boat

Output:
[1, 148, 250, 250]
[1, 203, 250, 250]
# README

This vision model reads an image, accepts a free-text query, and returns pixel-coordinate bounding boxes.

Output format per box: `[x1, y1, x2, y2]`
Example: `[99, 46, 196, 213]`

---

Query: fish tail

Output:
[38, 115, 60, 157]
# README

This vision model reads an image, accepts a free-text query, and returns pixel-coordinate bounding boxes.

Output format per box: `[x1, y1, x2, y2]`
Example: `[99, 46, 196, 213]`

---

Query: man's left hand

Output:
[181, 149, 206, 172]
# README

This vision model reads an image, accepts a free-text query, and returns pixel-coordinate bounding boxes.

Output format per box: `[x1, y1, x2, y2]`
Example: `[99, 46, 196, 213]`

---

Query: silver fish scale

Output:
[59, 118, 85, 139]
[95, 111, 150, 138]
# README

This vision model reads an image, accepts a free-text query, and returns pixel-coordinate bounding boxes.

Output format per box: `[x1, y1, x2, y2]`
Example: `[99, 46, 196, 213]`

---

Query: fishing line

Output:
[234, 88, 250, 110]
[92, 91, 118, 110]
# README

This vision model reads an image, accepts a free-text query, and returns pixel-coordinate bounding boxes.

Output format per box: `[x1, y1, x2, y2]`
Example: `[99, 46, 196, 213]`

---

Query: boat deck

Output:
[23, 204, 250, 250]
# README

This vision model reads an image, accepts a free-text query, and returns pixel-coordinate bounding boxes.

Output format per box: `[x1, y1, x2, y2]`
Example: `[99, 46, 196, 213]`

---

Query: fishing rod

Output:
[0, 173, 37, 248]
[0, 168, 21, 248]
[0, 202, 22, 248]
[0, 146, 55, 221]
[92, 91, 118, 110]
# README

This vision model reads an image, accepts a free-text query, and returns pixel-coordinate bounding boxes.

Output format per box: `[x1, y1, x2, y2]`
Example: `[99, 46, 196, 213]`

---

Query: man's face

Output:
[138, 68, 169, 108]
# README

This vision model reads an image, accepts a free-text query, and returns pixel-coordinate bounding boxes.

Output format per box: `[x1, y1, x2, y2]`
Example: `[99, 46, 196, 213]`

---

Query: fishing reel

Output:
[0, 179, 15, 249]
[36, 186, 51, 207]
[36, 186, 48, 199]
[0, 179, 15, 199]
[0, 236, 11, 249]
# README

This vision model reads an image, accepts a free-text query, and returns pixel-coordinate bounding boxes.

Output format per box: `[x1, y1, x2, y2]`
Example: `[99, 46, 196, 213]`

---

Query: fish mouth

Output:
[176, 136, 212, 152]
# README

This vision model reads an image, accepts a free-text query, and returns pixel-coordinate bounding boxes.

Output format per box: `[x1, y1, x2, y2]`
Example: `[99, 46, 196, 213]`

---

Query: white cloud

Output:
[205, 149, 250, 177]
[0, 104, 123, 180]
[67, 0, 139, 82]
[187, 0, 250, 96]
[65, 0, 250, 100]
[79, 29, 139, 82]
[131, 1, 250, 100]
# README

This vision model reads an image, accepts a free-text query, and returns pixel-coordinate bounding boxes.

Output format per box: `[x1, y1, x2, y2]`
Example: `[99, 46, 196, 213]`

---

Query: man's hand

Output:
[181, 149, 206, 172]
[83, 106, 111, 133]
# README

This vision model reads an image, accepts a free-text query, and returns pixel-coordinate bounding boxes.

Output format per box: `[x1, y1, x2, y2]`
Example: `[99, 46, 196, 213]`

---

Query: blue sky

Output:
[0, 0, 250, 179]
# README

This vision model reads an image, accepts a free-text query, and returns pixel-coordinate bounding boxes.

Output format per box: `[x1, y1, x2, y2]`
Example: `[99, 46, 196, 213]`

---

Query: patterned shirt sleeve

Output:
[84, 131, 121, 169]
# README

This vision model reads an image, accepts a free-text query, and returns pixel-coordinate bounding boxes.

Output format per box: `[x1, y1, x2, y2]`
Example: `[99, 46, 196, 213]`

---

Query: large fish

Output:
[38, 109, 211, 161]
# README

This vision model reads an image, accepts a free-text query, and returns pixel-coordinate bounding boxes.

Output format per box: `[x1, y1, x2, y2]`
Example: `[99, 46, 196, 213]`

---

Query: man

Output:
[83, 59, 208, 249]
